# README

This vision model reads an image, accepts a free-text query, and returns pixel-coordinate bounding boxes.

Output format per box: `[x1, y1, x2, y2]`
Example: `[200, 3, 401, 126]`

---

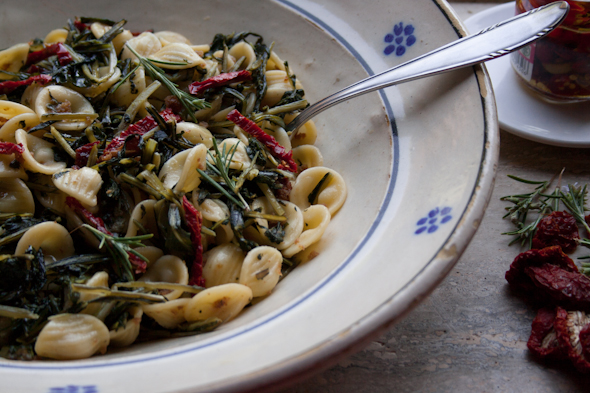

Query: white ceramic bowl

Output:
[0, 0, 498, 391]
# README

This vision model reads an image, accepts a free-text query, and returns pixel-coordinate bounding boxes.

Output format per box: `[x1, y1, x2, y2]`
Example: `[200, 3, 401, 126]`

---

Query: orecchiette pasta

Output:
[184, 283, 252, 323]
[202, 243, 244, 287]
[15, 129, 67, 175]
[0, 44, 29, 81]
[290, 167, 348, 216]
[109, 306, 143, 347]
[139, 255, 189, 300]
[239, 246, 283, 297]
[282, 204, 331, 258]
[0, 18, 347, 361]
[15, 221, 75, 261]
[142, 298, 191, 329]
[0, 178, 35, 214]
[34, 314, 110, 360]
[33, 85, 96, 131]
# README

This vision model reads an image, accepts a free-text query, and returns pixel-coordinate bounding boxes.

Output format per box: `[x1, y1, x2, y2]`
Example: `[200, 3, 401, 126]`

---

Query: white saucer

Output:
[464, 2, 590, 148]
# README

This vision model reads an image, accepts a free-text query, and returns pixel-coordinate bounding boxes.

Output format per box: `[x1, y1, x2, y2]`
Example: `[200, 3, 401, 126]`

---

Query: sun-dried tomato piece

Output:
[66, 197, 111, 235]
[188, 70, 251, 95]
[226, 109, 297, 172]
[532, 211, 580, 253]
[525, 264, 590, 310]
[99, 109, 180, 161]
[0, 74, 52, 95]
[527, 307, 566, 359]
[505, 246, 578, 293]
[25, 43, 73, 67]
[182, 196, 205, 287]
[127, 252, 148, 275]
[554, 307, 590, 373]
[0, 142, 24, 156]
[75, 141, 100, 167]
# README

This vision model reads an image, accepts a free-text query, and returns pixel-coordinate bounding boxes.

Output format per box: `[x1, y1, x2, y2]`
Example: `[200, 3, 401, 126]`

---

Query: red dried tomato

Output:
[182, 196, 205, 287]
[66, 197, 111, 235]
[99, 109, 180, 161]
[188, 70, 251, 95]
[0, 142, 24, 156]
[75, 141, 100, 167]
[127, 252, 148, 275]
[525, 264, 590, 311]
[0, 74, 52, 95]
[532, 211, 580, 253]
[505, 245, 578, 294]
[226, 109, 297, 173]
[554, 307, 590, 373]
[527, 307, 566, 359]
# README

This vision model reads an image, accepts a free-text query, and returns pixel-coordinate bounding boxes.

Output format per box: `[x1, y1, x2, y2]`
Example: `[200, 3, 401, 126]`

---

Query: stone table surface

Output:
[279, 2, 590, 392]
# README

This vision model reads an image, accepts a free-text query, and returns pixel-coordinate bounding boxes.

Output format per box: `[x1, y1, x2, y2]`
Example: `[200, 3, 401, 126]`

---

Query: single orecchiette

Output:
[287, 117, 318, 147]
[138, 255, 189, 300]
[79, 271, 110, 317]
[0, 43, 29, 81]
[15, 129, 66, 175]
[292, 145, 324, 169]
[228, 42, 256, 69]
[90, 23, 133, 54]
[211, 138, 250, 170]
[0, 178, 35, 214]
[15, 221, 75, 261]
[155, 31, 191, 46]
[34, 313, 110, 360]
[176, 122, 213, 148]
[32, 175, 68, 214]
[262, 70, 303, 107]
[34, 85, 96, 131]
[112, 65, 146, 108]
[202, 243, 245, 288]
[121, 32, 162, 60]
[0, 112, 41, 143]
[289, 167, 347, 216]
[0, 153, 27, 180]
[250, 198, 303, 250]
[142, 298, 190, 329]
[0, 101, 35, 125]
[52, 167, 103, 207]
[149, 43, 207, 70]
[239, 246, 283, 297]
[173, 144, 207, 193]
[158, 144, 207, 193]
[266, 51, 287, 71]
[109, 306, 143, 347]
[282, 205, 331, 258]
[125, 199, 158, 238]
[44, 28, 68, 44]
[184, 283, 252, 323]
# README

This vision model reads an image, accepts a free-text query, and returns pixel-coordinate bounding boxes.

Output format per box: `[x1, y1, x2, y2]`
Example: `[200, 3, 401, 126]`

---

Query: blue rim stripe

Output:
[1, 2, 400, 371]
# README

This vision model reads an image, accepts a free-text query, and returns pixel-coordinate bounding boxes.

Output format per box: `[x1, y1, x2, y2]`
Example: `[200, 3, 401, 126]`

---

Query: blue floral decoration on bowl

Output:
[415, 207, 452, 235]
[48, 386, 98, 393]
[384, 22, 416, 56]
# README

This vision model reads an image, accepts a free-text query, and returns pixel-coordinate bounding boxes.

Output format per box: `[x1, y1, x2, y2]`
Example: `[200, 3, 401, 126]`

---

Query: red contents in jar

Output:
[514, 0, 590, 101]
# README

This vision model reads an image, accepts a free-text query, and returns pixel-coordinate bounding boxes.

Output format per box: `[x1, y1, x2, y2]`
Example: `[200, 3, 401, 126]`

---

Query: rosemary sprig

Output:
[81, 224, 152, 281]
[198, 138, 249, 210]
[500, 175, 556, 248]
[125, 44, 209, 122]
[560, 184, 590, 234]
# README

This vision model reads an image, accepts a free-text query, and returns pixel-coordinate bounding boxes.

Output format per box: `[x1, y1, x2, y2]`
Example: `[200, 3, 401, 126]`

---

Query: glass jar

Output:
[512, 0, 590, 103]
